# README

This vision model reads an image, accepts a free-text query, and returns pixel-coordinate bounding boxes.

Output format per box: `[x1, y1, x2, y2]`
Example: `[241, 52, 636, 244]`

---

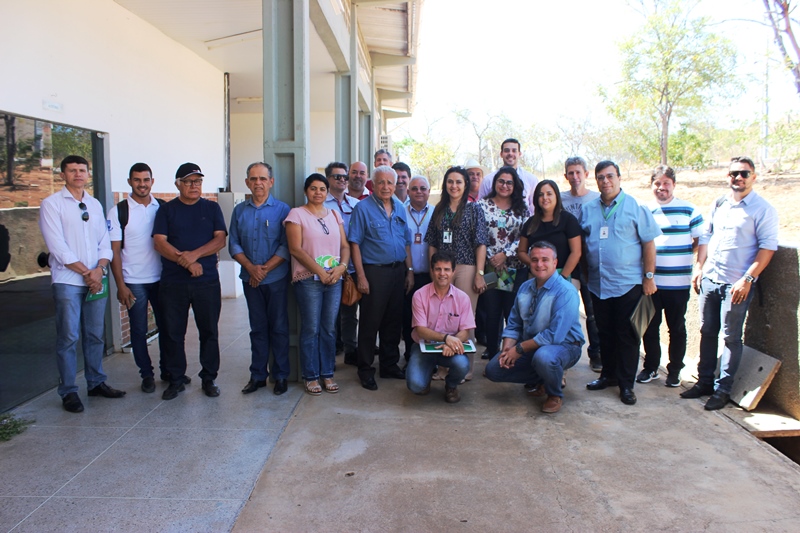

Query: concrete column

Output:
[359, 112, 372, 167]
[262, 0, 311, 381]
[334, 73, 351, 163]
[349, 4, 359, 162]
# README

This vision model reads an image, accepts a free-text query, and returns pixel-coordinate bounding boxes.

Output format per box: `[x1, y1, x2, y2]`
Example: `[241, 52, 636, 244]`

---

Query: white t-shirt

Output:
[107, 196, 162, 284]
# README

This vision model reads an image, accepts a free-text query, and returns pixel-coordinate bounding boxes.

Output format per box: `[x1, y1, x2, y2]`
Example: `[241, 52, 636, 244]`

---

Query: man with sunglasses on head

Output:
[684, 157, 778, 411]
[39, 155, 125, 413]
[324, 161, 360, 365]
[153, 163, 227, 401]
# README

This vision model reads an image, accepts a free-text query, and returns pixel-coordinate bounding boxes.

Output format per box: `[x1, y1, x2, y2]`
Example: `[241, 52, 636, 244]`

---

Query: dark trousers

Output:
[592, 285, 642, 389]
[357, 263, 404, 380]
[242, 276, 290, 381]
[403, 272, 431, 360]
[159, 280, 221, 384]
[579, 279, 601, 358]
[642, 288, 690, 376]
[481, 266, 528, 357]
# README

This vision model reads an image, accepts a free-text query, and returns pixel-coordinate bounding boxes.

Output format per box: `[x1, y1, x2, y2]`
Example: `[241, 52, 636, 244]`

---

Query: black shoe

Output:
[704, 391, 730, 411]
[379, 366, 406, 379]
[344, 352, 357, 366]
[241, 379, 267, 394]
[273, 379, 288, 396]
[141, 377, 156, 393]
[202, 379, 220, 397]
[620, 387, 637, 405]
[62, 392, 84, 413]
[586, 377, 618, 390]
[161, 382, 185, 400]
[589, 357, 603, 373]
[680, 383, 715, 399]
[87, 382, 126, 398]
[360, 377, 378, 391]
[480, 350, 492, 360]
[161, 372, 191, 384]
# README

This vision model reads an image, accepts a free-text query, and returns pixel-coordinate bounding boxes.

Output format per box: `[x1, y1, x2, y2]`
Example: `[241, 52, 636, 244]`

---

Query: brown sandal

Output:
[304, 380, 322, 396]
[322, 378, 339, 394]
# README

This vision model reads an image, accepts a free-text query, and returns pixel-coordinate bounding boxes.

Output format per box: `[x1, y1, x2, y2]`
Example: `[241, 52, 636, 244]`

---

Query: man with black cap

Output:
[153, 163, 228, 400]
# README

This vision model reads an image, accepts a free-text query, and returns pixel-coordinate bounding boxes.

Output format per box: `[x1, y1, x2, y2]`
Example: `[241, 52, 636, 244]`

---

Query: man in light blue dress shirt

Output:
[229, 162, 291, 396]
[581, 160, 662, 406]
[402, 175, 433, 362]
[683, 156, 779, 410]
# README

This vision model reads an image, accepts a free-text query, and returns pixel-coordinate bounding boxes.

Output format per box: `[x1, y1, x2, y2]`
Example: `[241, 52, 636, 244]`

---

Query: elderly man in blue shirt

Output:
[683, 156, 779, 410]
[485, 241, 585, 413]
[349, 165, 414, 390]
[229, 162, 292, 396]
[581, 160, 662, 406]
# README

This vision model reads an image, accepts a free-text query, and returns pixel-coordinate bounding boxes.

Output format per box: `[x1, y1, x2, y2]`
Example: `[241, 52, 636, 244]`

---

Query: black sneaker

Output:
[636, 370, 659, 383]
[141, 376, 156, 393]
[665, 373, 681, 388]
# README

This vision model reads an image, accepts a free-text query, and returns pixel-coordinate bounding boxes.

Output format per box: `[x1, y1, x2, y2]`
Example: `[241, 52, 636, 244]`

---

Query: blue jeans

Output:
[406, 343, 469, 392]
[127, 282, 167, 378]
[698, 277, 755, 394]
[294, 277, 341, 381]
[52, 283, 108, 397]
[159, 280, 221, 383]
[242, 277, 290, 381]
[485, 343, 582, 398]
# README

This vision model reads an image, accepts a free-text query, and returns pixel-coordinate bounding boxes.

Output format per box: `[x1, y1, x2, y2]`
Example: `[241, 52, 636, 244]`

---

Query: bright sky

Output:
[391, 0, 799, 159]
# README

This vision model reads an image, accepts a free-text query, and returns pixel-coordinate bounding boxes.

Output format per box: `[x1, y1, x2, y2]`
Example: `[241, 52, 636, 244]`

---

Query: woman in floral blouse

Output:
[425, 166, 489, 380]
[477, 166, 531, 360]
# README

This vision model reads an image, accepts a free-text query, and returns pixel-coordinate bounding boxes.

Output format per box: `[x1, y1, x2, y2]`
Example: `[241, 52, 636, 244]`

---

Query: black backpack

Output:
[117, 198, 166, 249]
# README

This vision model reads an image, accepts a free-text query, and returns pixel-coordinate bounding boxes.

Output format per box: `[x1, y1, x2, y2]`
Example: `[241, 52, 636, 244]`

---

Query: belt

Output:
[367, 261, 403, 268]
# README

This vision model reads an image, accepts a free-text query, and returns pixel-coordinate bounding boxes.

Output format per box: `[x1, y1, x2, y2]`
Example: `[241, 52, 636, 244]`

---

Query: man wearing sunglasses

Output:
[153, 163, 227, 401]
[684, 157, 779, 410]
[39, 155, 125, 413]
[324, 161, 360, 365]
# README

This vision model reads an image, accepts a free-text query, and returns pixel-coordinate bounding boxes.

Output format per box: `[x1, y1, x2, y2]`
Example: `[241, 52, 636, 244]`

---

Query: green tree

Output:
[51, 125, 91, 168]
[607, 0, 738, 165]
[394, 134, 456, 187]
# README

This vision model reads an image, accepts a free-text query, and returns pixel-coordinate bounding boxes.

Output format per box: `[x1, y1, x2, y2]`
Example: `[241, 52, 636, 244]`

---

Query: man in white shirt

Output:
[39, 155, 125, 413]
[477, 138, 539, 211]
[107, 162, 169, 394]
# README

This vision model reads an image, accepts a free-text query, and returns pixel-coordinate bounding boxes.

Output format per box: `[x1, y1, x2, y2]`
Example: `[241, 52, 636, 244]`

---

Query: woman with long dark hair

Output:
[425, 166, 488, 380]
[477, 166, 531, 360]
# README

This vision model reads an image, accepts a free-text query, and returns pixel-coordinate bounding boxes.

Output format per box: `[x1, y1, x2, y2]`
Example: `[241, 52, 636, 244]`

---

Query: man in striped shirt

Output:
[637, 165, 703, 387]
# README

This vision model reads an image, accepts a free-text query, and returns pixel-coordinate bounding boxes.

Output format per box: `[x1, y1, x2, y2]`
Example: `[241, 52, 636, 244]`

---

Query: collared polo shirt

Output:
[411, 282, 476, 343]
[502, 274, 584, 348]
[700, 191, 779, 284]
[39, 187, 113, 286]
[107, 195, 162, 284]
[649, 197, 704, 290]
[228, 194, 290, 285]
[348, 194, 410, 265]
[580, 190, 662, 299]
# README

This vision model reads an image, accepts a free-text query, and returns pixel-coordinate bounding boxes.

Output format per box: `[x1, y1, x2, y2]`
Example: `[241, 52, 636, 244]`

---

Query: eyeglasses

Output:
[409, 186, 429, 192]
[596, 173, 618, 182]
[78, 202, 89, 222]
[729, 170, 752, 179]
[496, 179, 514, 188]
[181, 178, 203, 187]
[330, 174, 348, 181]
[317, 217, 329, 235]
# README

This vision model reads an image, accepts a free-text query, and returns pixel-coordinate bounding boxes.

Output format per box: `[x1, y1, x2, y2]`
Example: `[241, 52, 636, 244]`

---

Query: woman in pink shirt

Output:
[285, 174, 350, 395]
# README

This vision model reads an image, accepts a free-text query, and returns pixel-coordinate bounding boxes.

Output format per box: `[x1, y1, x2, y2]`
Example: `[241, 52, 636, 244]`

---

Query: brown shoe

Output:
[444, 386, 460, 403]
[542, 395, 563, 413]
[525, 384, 546, 397]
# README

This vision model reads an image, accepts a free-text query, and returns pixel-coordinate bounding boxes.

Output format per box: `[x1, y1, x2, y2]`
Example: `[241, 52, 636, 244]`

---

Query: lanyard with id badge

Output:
[408, 204, 430, 244]
[600, 192, 625, 239]
[443, 210, 455, 244]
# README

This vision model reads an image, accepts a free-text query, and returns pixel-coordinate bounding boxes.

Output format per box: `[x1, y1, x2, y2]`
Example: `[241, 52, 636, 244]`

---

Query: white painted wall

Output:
[310, 111, 336, 174]
[230, 113, 264, 194]
[0, 0, 224, 194]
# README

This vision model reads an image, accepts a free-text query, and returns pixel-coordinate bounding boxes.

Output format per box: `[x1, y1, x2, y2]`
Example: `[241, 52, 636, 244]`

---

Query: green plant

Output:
[0, 413, 34, 442]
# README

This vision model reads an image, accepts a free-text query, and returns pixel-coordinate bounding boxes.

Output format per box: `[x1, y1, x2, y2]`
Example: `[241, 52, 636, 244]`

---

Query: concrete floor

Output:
[3, 295, 800, 532]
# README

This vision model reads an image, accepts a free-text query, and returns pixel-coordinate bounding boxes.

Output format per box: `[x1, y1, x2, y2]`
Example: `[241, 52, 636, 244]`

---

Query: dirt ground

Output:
[0, 168, 93, 209]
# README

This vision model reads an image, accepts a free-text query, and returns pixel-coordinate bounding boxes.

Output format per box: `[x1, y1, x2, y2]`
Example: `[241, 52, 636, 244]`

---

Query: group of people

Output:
[38, 140, 778, 415]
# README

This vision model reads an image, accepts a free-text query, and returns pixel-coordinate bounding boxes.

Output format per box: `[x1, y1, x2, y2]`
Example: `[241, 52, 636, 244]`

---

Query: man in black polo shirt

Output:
[153, 163, 227, 400]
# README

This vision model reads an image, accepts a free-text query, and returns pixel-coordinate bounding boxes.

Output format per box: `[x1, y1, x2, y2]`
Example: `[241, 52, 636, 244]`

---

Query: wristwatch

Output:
[644, 272, 654, 280]
[478, 270, 485, 276]
[100, 265, 109, 277]
[744, 274, 756, 283]
[515, 343, 524, 355]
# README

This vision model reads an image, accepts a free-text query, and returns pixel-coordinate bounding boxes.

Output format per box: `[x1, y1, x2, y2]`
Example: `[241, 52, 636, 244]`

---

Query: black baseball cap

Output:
[175, 162, 204, 180]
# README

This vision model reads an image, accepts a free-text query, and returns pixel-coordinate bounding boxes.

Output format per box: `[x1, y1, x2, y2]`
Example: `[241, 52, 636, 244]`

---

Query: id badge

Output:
[497, 218, 506, 229]
[600, 226, 609, 239]
[414, 232, 422, 244]
[443, 231, 453, 244]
